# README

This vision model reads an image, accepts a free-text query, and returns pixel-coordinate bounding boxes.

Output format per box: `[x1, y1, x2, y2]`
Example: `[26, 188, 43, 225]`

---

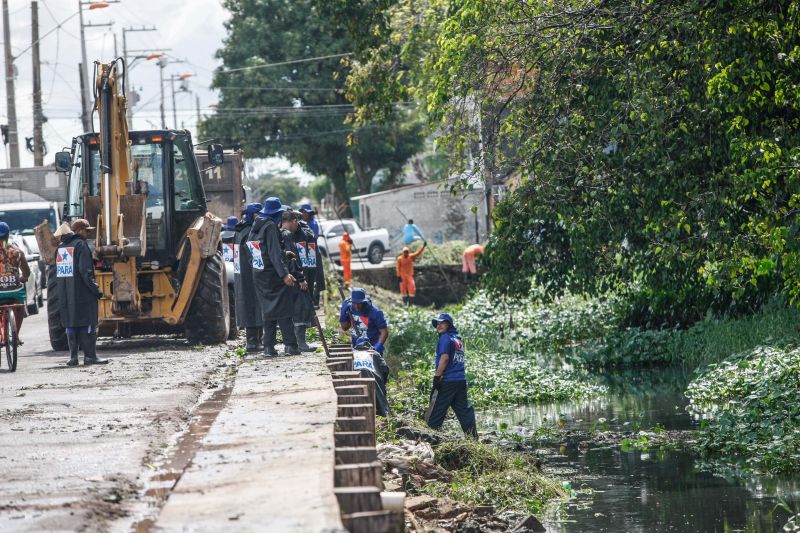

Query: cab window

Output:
[172, 135, 204, 211]
[66, 141, 84, 216]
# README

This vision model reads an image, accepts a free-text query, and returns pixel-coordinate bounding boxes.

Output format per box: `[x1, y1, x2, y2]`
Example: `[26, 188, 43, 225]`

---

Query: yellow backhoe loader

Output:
[38, 59, 229, 348]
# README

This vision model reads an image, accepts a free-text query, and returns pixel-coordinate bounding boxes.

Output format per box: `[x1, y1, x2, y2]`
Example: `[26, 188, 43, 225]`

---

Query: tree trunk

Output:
[330, 172, 352, 217]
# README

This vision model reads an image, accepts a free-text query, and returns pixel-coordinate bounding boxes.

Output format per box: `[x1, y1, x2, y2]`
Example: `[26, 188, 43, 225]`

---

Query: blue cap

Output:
[0, 222, 9, 238]
[224, 216, 239, 230]
[260, 197, 285, 216]
[431, 313, 455, 328]
[351, 288, 368, 303]
[243, 202, 261, 215]
[299, 203, 315, 214]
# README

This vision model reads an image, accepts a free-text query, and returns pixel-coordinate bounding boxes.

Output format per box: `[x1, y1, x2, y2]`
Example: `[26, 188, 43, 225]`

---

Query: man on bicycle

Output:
[0, 222, 30, 343]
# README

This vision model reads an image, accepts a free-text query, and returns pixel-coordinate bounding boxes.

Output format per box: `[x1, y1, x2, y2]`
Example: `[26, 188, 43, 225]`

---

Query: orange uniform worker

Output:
[462, 244, 484, 277]
[339, 232, 353, 289]
[396, 242, 426, 304]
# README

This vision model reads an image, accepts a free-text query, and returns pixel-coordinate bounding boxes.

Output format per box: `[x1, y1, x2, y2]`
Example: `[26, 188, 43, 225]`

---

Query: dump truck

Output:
[38, 59, 229, 349]
[195, 149, 246, 220]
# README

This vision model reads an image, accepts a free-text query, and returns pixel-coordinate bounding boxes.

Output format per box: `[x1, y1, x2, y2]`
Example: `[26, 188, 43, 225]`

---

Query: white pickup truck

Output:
[318, 219, 390, 265]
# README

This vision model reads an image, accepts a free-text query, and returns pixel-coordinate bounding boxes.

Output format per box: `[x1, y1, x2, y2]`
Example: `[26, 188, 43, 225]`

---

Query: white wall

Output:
[357, 182, 488, 246]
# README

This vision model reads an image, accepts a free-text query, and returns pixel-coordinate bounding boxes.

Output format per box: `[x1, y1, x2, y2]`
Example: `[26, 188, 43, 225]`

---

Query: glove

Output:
[373, 342, 385, 354]
[433, 375, 443, 391]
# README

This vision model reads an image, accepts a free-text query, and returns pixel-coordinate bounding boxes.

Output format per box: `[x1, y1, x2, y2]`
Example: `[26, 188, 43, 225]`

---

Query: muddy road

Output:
[0, 300, 234, 531]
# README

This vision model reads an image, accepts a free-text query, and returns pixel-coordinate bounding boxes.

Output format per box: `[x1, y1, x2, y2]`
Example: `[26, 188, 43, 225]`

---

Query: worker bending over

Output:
[462, 243, 484, 280]
[396, 241, 426, 305]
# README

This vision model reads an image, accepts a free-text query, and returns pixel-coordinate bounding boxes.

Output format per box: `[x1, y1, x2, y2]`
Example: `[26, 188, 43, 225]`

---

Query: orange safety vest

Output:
[396, 247, 423, 278]
[339, 239, 352, 262]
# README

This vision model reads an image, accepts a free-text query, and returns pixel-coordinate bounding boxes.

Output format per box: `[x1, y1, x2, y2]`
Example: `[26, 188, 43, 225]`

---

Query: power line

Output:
[213, 85, 340, 92]
[221, 52, 352, 74]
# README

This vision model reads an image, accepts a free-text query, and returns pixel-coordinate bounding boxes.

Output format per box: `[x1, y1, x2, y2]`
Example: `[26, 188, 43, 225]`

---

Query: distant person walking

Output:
[339, 232, 353, 289]
[396, 242, 425, 305]
[403, 219, 425, 246]
[56, 219, 108, 366]
[426, 313, 477, 438]
[462, 243, 484, 279]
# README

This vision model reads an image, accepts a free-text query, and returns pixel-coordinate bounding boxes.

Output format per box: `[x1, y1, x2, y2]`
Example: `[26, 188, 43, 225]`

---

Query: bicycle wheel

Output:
[6, 310, 17, 372]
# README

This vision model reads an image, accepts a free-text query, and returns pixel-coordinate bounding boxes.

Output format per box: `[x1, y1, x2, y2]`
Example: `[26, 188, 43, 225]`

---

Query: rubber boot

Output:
[245, 327, 261, 352]
[295, 326, 313, 352]
[263, 323, 278, 356]
[81, 331, 108, 365]
[66, 333, 79, 367]
[279, 318, 300, 355]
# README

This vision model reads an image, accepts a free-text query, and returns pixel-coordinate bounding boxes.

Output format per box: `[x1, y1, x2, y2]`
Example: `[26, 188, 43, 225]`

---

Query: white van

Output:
[0, 201, 61, 290]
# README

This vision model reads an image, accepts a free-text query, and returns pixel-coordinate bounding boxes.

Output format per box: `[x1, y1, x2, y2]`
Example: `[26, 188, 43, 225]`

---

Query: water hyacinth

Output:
[387, 293, 608, 416]
[686, 346, 800, 474]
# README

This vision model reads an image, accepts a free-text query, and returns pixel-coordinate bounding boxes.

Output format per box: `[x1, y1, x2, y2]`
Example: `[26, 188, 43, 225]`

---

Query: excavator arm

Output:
[91, 60, 147, 315]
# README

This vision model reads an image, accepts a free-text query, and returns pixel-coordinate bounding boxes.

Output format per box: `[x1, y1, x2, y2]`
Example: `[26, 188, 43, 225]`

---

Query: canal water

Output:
[479, 368, 800, 532]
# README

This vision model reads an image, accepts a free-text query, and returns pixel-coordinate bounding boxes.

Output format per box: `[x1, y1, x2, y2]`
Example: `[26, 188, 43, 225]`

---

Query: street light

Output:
[78, 0, 116, 131]
[170, 72, 194, 129]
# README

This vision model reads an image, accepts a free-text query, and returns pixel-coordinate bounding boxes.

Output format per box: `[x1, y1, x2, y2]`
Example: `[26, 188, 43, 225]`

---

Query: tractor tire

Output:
[46, 266, 69, 351]
[184, 250, 230, 344]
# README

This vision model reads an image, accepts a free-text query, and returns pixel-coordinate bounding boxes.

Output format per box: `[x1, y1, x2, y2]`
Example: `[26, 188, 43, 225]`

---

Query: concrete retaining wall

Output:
[352, 264, 474, 307]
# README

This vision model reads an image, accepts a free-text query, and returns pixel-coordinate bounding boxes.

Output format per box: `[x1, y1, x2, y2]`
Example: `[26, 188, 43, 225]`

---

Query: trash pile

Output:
[378, 439, 548, 532]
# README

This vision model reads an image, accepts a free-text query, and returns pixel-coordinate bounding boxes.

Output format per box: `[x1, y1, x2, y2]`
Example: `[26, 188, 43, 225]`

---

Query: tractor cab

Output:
[57, 130, 219, 269]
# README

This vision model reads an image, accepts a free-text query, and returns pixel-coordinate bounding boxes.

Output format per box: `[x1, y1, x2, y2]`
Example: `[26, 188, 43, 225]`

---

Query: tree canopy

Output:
[336, 0, 800, 325]
[201, 0, 424, 212]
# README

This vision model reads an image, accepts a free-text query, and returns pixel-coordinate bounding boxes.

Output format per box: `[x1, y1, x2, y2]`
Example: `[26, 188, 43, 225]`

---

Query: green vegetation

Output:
[579, 300, 800, 368]
[411, 240, 467, 267]
[202, 0, 424, 212]
[329, 0, 800, 326]
[422, 440, 563, 514]
[387, 300, 607, 418]
[686, 346, 800, 474]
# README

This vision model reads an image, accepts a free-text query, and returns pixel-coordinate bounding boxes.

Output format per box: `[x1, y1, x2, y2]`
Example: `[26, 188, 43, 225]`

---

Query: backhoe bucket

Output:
[119, 194, 146, 256]
[34, 221, 58, 266]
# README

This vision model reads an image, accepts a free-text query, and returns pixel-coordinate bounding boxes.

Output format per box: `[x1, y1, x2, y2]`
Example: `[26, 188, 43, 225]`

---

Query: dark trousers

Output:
[427, 380, 477, 436]
[264, 318, 297, 348]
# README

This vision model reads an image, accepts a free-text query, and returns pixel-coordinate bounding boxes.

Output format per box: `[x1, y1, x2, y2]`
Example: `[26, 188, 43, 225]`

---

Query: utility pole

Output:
[78, 1, 91, 131]
[31, 0, 44, 166]
[170, 74, 177, 130]
[122, 26, 157, 127]
[2, 0, 19, 167]
[78, 1, 116, 132]
[158, 58, 166, 128]
[196, 93, 201, 125]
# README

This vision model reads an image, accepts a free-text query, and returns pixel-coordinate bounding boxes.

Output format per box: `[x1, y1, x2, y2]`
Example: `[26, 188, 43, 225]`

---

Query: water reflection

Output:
[479, 366, 800, 532]
[543, 447, 797, 533]
[480, 367, 694, 433]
